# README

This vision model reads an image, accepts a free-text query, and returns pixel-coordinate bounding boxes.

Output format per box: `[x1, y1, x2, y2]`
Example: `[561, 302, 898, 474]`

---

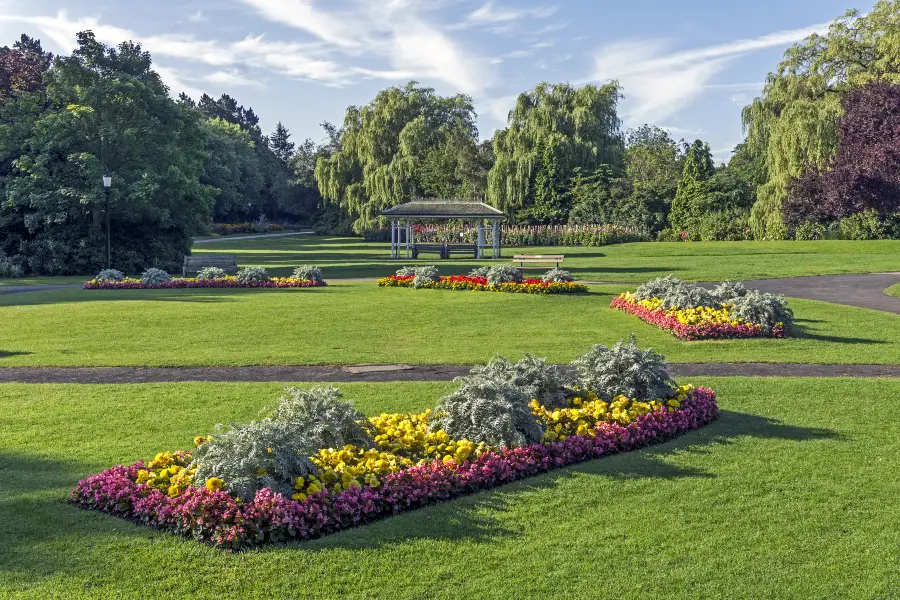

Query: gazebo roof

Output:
[381, 199, 506, 220]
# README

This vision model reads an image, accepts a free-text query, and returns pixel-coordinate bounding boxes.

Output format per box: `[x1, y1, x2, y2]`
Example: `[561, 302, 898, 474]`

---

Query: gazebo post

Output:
[476, 220, 485, 259]
[390, 220, 396, 259]
[405, 220, 411, 259]
[492, 219, 501, 258]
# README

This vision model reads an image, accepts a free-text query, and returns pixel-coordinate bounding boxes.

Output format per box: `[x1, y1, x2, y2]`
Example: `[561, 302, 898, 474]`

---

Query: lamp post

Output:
[102, 170, 112, 269]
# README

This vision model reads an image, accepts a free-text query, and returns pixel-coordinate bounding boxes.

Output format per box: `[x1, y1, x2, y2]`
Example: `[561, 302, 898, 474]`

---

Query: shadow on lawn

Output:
[0, 350, 32, 359]
[292, 409, 841, 553]
[0, 287, 332, 308]
[792, 321, 886, 345]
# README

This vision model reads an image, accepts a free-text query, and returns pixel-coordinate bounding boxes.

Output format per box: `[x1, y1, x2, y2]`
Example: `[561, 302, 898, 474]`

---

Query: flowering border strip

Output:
[71, 388, 717, 550]
[84, 277, 327, 290]
[610, 295, 787, 340]
[378, 275, 588, 295]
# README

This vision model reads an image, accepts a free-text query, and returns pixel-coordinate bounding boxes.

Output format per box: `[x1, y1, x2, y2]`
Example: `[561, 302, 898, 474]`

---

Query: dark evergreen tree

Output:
[269, 122, 295, 163]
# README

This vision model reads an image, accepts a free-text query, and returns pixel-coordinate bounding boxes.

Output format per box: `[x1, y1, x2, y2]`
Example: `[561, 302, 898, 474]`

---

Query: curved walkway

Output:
[3, 362, 900, 384]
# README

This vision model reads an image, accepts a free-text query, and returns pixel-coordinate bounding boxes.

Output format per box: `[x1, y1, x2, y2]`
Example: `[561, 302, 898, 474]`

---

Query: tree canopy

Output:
[315, 81, 484, 233]
[742, 1, 900, 238]
[488, 82, 624, 223]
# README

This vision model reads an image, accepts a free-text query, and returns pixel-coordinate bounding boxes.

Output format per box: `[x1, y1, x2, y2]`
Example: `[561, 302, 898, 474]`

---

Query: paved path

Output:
[193, 231, 313, 244]
[3, 362, 900, 384]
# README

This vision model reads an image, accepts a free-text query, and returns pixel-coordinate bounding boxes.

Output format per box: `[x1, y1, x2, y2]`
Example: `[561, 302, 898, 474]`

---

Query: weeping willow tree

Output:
[314, 81, 481, 233]
[743, 1, 900, 239]
[488, 82, 624, 223]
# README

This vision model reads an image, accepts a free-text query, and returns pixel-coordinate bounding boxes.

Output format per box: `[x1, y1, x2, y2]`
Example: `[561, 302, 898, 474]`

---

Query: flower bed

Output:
[378, 275, 588, 295]
[72, 386, 717, 550]
[84, 276, 326, 290]
[611, 291, 788, 340]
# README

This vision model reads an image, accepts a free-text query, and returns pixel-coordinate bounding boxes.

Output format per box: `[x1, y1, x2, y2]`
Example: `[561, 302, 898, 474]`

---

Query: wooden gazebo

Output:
[381, 199, 506, 260]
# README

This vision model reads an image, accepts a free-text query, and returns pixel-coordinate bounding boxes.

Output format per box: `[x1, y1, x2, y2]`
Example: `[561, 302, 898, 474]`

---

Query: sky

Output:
[0, 0, 877, 162]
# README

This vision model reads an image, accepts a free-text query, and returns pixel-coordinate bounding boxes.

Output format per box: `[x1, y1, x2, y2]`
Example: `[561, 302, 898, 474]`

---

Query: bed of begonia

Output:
[378, 275, 587, 295]
[611, 277, 792, 340]
[72, 384, 717, 550]
[84, 276, 326, 290]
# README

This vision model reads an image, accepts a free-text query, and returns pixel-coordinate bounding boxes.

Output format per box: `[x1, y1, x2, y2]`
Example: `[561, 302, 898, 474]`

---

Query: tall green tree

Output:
[200, 117, 264, 222]
[268, 121, 295, 163]
[621, 125, 686, 232]
[488, 82, 624, 223]
[743, 1, 900, 238]
[1, 31, 213, 274]
[315, 81, 481, 232]
[669, 140, 715, 232]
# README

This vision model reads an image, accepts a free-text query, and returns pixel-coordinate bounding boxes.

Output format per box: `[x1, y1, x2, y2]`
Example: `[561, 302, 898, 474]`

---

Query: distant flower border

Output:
[378, 275, 588, 295]
[71, 388, 717, 550]
[83, 277, 327, 290]
[610, 294, 787, 340]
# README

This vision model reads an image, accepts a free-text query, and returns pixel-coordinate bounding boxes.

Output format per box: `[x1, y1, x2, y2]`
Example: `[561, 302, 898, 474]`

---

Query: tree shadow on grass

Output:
[792, 322, 886, 345]
[0, 351, 32, 359]
[0, 287, 332, 308]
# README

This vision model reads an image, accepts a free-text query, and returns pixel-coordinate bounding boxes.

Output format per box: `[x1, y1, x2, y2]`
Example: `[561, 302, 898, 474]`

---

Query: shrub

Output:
[469, 266, 491, 278]
[486, 264, 524, 288]
[728, 290, 794, 332]
[192, 386, 371, 499]
[236, 266, 270, 285]
[541, 268, 573, 283]
[254, 214, 272, 233]
[571, 335, 675, 402]
[794, 221, 827, 241]
[711, 281, 749, 303]
[196, 267, 227, 281]
[838, 209, 886, 240]
[95, 269, 125, 283]
[293, 265, 324, 283]
[656, 228, 679, 242]
[0, 257, 23, 278]
[634, 276, 716, 309]
[469, 354, 572, 409]
[432, 377, 544, 448]
[395, 266, 418, 277]
[141, 268, 171, 286]
[413, 266, 439, 289]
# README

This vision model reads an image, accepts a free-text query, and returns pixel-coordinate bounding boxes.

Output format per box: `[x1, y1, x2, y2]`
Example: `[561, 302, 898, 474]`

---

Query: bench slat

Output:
[513, 255, 564, 259]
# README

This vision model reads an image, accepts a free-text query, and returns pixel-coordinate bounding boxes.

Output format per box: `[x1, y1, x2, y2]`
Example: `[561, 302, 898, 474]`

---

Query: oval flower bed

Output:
[611, 277, 792, 340]
[378, 275, 587, 295]
[72, 384, 717, 550]
[84, 276, 326, 290]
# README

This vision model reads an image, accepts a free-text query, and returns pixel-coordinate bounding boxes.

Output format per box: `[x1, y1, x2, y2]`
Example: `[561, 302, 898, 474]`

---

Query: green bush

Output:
[794, 221, 827, 241]
[839, 209, 886, 240]
[571, 335, 675, 402]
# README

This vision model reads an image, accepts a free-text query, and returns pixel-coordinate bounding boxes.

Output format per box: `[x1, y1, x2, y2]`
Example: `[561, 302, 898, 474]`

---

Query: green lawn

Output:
[5, 236, 900, 287]
[1, 282, 899, 367]
[2, 378, 897, 599]
[191, 235, 900, 281]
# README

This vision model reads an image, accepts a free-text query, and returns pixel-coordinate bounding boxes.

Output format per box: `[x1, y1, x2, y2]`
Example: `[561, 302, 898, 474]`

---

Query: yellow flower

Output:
[205, 477, 225, 492]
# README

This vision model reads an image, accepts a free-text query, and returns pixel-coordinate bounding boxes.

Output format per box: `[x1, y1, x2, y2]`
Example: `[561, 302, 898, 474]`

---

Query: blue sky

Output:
[0, 0, 876, 161]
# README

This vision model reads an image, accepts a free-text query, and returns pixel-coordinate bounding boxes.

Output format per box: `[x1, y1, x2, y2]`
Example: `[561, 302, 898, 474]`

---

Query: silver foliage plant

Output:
[395, 266, 417, 277]
[634, 276, 716, 309]
[711, 281, 749, 302]
[542, 268, 573, 283]
[728, 290, 794, 331]
[432, 377, 545, 448]
[413, 265, 440, 288]
[95, 269, 124, 282]
[197, 266, 227, 281]
[293, 265, 324, 283]
[469, 354, 572, 409]
[469, 266, 491, 278]
[141, 268, 171, 286]
[236, 266, 270, 285]
[571, 335, 675, 402]
[486, 264, 524, 288]
[192, 386, 372, 499]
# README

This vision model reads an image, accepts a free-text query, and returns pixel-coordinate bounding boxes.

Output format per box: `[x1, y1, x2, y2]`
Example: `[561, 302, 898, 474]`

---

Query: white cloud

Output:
[235, 0, 363, 49]
[590, 22, 829, 125]
[203, 69, 263, 88]
[153, 64, 205, 99]
[466, 1, 558, 25]
[187, 10, 208, 23]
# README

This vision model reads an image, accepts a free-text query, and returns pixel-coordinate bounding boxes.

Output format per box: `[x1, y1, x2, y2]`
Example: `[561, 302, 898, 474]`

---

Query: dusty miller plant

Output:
[95, 269, 124, 282]
[469, 354, 572, 409]
[542, 268, 573, 283]
[728, 291, 794, 332]
[432, 376, 544, 448]
[469, 266, 491, 278]
[293, 265, 324, 283]
[486, 264, 524, 288]
[236, 266, 270, 284]
[711, 281, 749, 303]
[633, 276, 716, 309]
[197, 266, 227, 281]
[141, 268, 171, 286]
[192, 386, 371, 499]
[395, 266, 418, 277]
[571, 335, 675, 402]
[413, 265, 440, 288]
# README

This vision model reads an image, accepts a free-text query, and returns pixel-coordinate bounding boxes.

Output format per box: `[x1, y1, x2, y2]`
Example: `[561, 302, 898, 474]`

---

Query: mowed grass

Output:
[192, 235, 900, 281]
[1, 378, 898, 599]
[1, 282, 900, 366]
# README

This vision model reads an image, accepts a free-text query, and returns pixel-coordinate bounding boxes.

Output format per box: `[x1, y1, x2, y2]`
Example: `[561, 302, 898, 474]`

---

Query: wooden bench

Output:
[412, 243, 478, 259]
[183, 255, 238, 277]
[512, 254, 565, 269]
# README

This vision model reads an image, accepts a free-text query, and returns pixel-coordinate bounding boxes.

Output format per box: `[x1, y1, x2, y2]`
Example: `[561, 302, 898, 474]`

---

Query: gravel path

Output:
[3, 362, 900, 384]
